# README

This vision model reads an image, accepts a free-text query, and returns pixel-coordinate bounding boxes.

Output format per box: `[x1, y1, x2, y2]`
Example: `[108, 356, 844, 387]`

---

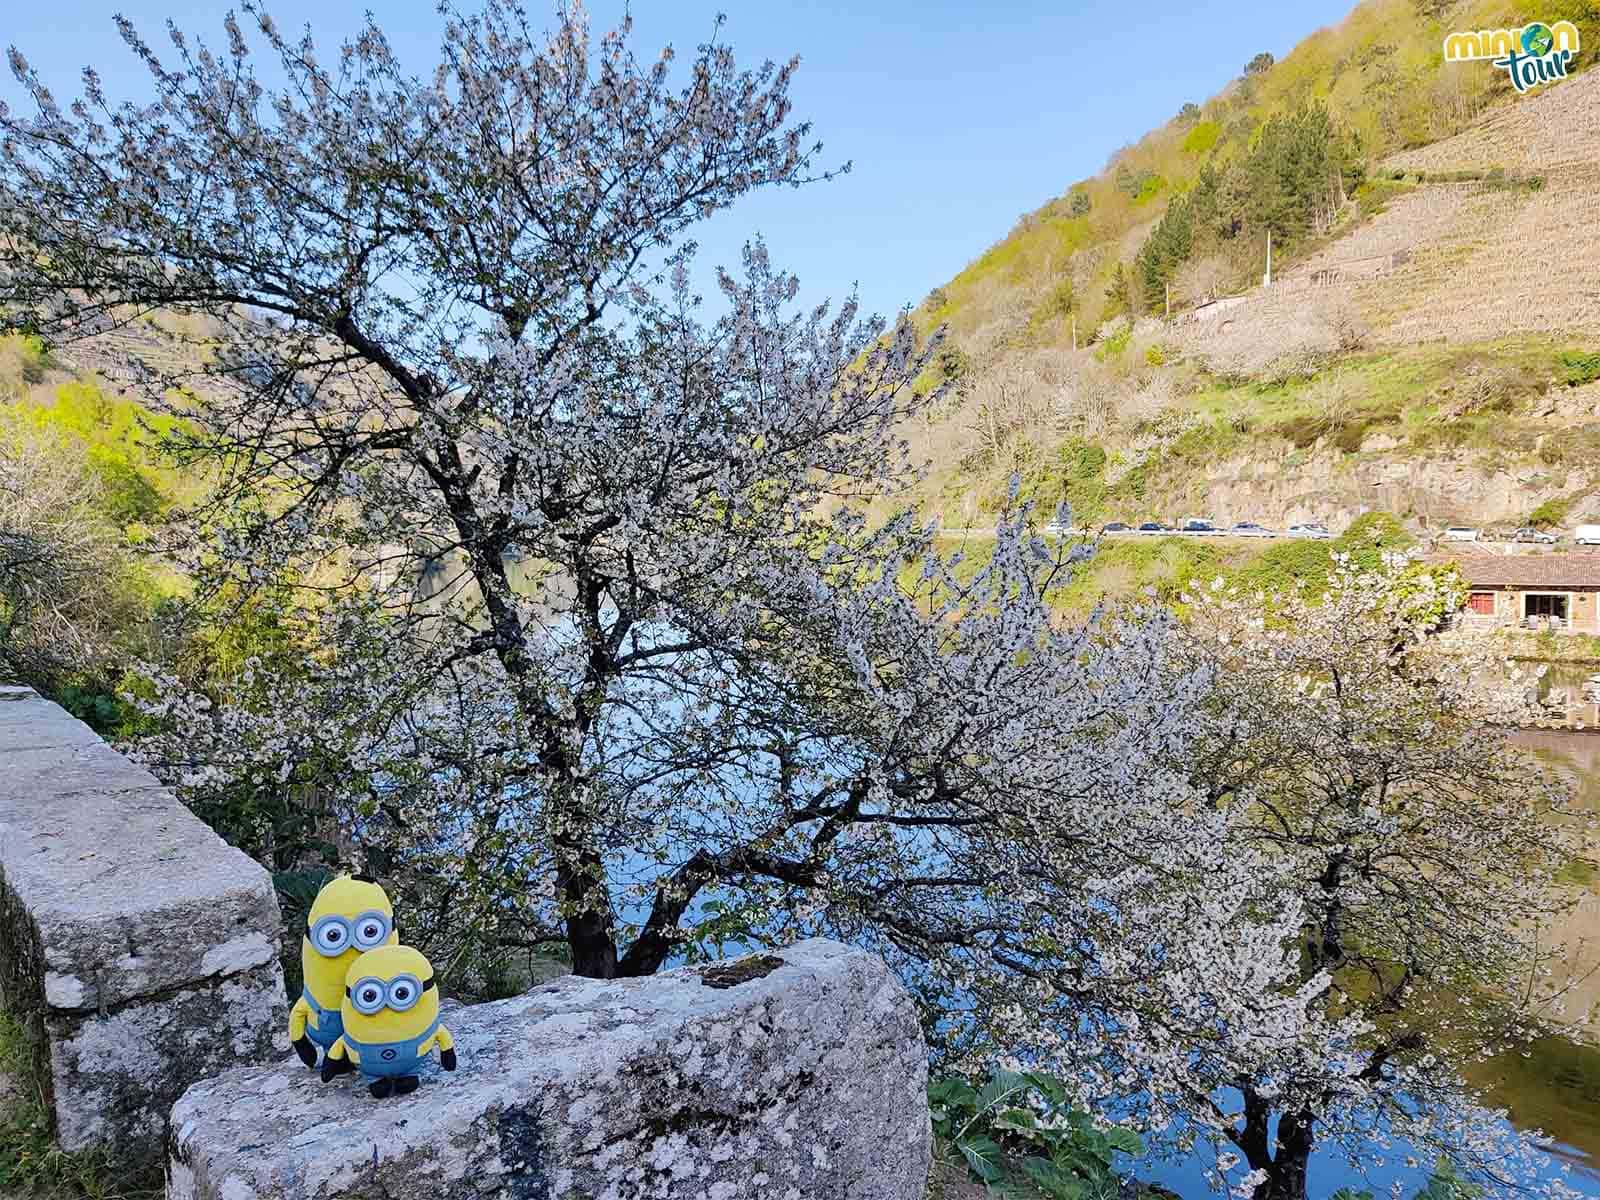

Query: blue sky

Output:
[2, 0, 1357, 324]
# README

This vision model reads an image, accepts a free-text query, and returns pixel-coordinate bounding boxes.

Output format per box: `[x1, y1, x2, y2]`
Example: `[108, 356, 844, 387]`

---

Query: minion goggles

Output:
[346, 973, 438, 1015]
[307, 910, 392, 957]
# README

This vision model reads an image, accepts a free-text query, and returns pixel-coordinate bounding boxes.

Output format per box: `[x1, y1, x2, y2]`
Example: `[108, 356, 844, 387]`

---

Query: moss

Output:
[699, 954, 785, 989]
[0, 1014, 160, 1199]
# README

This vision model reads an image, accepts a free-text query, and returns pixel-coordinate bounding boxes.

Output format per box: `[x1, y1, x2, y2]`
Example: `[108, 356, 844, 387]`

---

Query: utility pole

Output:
[1265, 229, 1273, 288]
[1071, 315, 1077, 351]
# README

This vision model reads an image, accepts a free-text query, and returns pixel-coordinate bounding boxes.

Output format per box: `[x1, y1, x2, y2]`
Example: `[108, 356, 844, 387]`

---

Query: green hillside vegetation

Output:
[0, 336, 198, 724]
[921, 334, 1600, 535]
[916, 510, 1418, 618]
[912, 0, 1600, 361]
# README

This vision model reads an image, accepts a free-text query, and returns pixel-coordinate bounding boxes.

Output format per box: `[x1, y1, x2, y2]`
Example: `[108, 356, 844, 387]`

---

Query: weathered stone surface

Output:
[169, 938, 931, 1200]
[0, 686, 288, 1159]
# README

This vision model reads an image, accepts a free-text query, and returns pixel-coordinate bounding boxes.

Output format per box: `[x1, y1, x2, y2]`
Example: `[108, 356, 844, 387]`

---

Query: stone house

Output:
[1436, 553, 1600, 632]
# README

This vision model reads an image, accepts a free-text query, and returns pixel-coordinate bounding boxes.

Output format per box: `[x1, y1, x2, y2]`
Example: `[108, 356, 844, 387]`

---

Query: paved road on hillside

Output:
[934, 528, 1600, 552]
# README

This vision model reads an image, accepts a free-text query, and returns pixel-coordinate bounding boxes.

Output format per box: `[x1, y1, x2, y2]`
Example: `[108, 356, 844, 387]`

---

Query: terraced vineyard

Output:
[1386, 66, 1600, 173]
[1176, 68, 1600, 364]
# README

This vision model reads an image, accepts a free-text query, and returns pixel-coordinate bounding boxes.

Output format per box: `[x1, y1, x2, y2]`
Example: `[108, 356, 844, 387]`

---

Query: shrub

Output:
[1557, 349, 1600, 387]
[1132, 173, 1167, 204]
[929, 1069, 1140, 1194]
[1324, 299, 1371, 352]
[934, 342, 971, 384]
[1232, 540, 1338, 598]
[1181, 120, 1221, 155]
[1333, 510, 1414, 570]
[1094, 319, 1133, 360]
[1068, 189, 1090, 217]
[1332, 421, 1369, 454]
[1528, 496, 1573, 528]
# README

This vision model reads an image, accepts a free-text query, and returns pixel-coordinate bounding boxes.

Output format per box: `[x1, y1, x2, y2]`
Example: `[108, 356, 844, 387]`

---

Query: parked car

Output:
[1230, 522, 1275, 538]
[1576, 524, 1600, 546]
[1181, 517, 1218, 534]
[1512, 526, 1559, 544]
[1102, 522, 1133, 533]
[1440, 526, 1480, 542]
[1286, 523, 1332, 539]
[1042, 521, 1072, 536]
[1137, 521, 1171, 534]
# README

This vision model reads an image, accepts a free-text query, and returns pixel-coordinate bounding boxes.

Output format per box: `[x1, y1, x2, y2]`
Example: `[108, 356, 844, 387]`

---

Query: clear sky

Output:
[2, 0, 1358, 324]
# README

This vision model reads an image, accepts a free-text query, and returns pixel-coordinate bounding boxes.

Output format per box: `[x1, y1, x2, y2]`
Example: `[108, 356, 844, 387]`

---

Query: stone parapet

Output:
[0, 685, 287, 1160]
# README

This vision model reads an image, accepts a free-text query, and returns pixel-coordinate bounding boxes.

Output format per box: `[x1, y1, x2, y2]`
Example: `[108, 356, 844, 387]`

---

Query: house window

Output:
[1466, 591, 1495, 615]
[1524, 593, 1569, 622]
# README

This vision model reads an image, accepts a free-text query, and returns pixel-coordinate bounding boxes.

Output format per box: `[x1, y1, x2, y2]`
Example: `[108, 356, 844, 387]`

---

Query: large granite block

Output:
[168, 939, 931, 1200]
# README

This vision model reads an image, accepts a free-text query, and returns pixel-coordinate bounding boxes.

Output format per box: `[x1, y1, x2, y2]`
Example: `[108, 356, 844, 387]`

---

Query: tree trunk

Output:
[1236, 1088, 1315, 1200]
[1249, 1108, 1315, 1200]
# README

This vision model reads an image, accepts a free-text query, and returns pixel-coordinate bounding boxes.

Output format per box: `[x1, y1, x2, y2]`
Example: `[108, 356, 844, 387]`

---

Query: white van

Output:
[1576, 524, 1600, 546]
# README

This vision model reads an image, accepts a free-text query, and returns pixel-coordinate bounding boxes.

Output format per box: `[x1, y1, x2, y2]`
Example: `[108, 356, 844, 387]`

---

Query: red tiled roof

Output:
[1428, 551, 1600, 589]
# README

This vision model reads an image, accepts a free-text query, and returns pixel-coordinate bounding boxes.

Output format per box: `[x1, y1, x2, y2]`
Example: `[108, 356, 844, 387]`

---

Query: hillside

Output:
[10, 0, 1600, 634]
[903, 0, 1600, 568]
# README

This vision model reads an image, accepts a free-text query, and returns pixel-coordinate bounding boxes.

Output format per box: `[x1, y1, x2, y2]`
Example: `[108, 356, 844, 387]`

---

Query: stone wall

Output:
[0, 685, 287, 1162]
[169, 939, 931, 1200]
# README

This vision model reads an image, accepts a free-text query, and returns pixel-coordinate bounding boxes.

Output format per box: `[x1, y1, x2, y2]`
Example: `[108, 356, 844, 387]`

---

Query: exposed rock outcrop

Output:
[168, 938, 931, 1200]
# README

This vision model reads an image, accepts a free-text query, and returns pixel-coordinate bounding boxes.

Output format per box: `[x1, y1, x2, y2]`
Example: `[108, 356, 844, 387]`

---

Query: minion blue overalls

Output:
[300, 988, 344, 1051]
[342, 1018, 442, 1083]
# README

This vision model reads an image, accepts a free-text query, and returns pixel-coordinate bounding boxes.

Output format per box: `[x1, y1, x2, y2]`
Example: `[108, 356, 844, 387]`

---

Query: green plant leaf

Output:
[993, 1107, 1042, 1139]
[1022, 1156, 1089, 1200]
[957, 1134, 1006, 1183]
[1024, 1071, 1071, 1106]
[977, 1069, 1029, 1113]
[1104, 1126, 1144, 1155]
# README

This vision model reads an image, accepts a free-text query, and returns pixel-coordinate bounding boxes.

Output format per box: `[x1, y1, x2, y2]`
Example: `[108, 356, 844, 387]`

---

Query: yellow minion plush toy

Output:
[288, 874, 397, 1068]
[320, 945, 457, 1098]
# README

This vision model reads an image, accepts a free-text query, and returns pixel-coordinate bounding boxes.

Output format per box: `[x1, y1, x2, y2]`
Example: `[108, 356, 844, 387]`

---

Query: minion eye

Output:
[386, 973, 422, 1012]
[352, 911, 390, 949]
[350, 978, 387, 1015]
[310, 917, 351, 956]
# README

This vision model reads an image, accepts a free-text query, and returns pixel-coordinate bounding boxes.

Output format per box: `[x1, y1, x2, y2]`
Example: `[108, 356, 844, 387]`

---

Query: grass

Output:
[0, 1015, 161, 1200]
[1182, 339, 1569, 455]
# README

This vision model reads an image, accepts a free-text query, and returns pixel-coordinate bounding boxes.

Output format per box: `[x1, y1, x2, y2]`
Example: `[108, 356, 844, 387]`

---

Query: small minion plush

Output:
[289, 874, 397, 1068]
[320, 945, 457, 1098]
